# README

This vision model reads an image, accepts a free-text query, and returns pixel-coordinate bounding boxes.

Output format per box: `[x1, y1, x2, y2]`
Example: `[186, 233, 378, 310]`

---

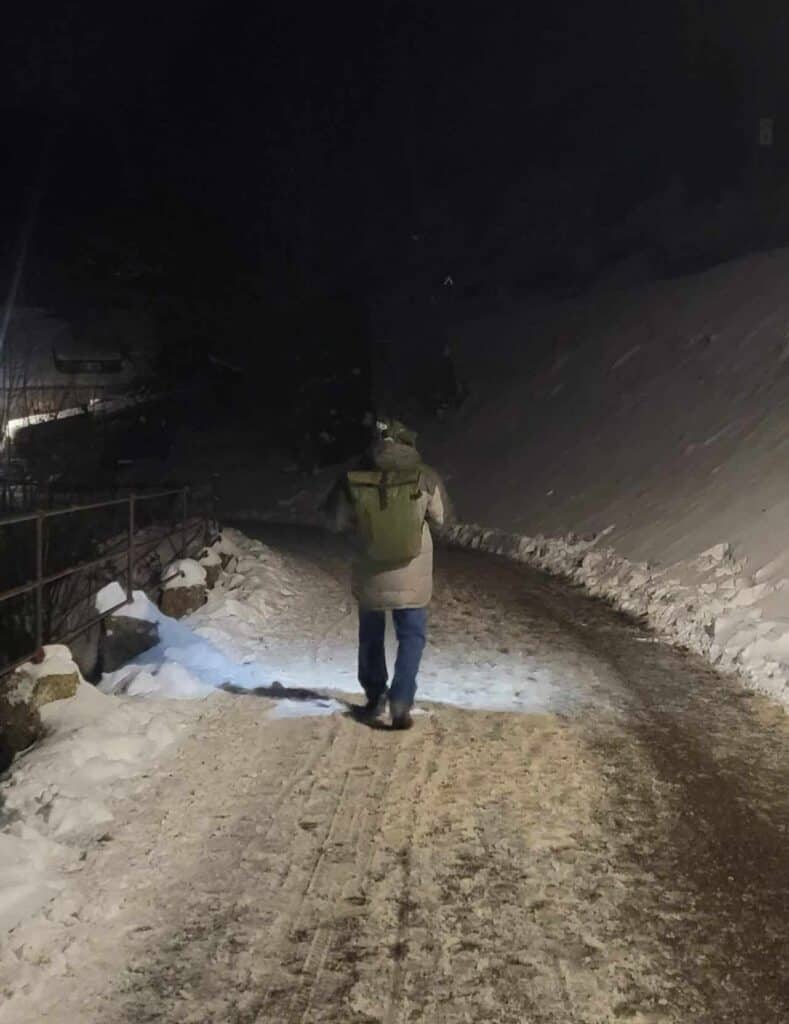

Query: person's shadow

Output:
[220, 680, 339, 703]
[220, 681, 401, 729]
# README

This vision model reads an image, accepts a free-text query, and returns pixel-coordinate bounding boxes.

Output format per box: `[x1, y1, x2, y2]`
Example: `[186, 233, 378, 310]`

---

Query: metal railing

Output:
[0, 486, 211, 677]
[0, 480, 38, 515]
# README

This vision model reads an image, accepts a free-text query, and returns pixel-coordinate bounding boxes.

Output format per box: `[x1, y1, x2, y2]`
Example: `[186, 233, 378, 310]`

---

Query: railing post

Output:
[182, 487, 188, 558]
[211, 473, 219, 541]
[34, 511, 44, 650]
[127, 493, 136, 602]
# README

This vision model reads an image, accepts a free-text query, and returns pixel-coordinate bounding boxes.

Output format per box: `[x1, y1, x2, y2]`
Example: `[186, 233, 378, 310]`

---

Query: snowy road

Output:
[2, 525, 788, 1023]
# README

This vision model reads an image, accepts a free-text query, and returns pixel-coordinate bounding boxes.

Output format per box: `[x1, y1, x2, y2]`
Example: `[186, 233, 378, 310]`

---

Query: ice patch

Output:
[268, 698, 345, 719]
[109, 663, 214, 700]
[418, 661, 576, 714]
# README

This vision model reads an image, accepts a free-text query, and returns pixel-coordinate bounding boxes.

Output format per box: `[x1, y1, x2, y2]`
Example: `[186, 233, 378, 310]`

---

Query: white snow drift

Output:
[422, 249, 789, 707]
[0, 652, 196, 934]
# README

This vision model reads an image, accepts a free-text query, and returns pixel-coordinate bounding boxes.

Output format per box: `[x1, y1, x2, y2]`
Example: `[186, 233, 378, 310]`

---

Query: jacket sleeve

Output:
[420, 465, 450, 527]
[426, 482, 445, 527]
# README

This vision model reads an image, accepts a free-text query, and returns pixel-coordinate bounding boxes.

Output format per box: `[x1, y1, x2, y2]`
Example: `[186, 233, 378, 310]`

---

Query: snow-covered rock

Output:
[161, 559, 207, 590]
[198, 545, 222, 588]
[21, 646, 80, 707]
[104, 618, 160, 673]
[160, 559, 207, 618]
[0, 647, 81, 770]
[94, 583, 161, 671]
[97, 533, 287, 699]
[3, 646, 80, 712]
[0, 684, 42, 773]
[211, 531, 241, 572]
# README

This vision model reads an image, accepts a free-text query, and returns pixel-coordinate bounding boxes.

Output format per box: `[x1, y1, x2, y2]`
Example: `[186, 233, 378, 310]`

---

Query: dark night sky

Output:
[1, 2, 787, 314]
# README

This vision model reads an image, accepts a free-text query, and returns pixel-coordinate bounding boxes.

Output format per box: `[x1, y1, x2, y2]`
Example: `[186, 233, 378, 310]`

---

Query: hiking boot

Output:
[390, 703, 413, 730]
[355, 693, 388, 722]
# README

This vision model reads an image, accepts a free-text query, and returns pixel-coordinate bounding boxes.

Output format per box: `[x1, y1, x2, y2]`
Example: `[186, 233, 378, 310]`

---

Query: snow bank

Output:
[3, 528, 341, 936]
[97, 542, 288, 700]
[98, 530, 333, 700]
[408, 250, 789, 708]
[0, 680, 193, 934]
[442, 515, 789, 705]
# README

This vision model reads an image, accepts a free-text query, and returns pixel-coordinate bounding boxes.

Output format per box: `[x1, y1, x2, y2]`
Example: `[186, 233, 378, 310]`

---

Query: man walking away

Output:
[326, 418, 446, 729]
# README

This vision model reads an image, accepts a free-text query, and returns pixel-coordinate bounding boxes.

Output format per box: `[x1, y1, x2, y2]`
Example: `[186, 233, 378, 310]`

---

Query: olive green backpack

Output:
[346, 469, 425, 563]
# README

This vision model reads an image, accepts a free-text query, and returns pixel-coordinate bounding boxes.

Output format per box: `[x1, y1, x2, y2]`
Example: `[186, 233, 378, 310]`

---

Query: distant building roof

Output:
[1, 308, 132, 390]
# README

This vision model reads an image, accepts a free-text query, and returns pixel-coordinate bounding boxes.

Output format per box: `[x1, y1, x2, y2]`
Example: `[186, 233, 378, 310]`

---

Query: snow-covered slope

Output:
[425, 250, 789, 705]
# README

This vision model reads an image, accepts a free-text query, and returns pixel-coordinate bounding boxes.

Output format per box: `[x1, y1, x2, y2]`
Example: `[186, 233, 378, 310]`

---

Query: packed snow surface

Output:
[4, 524, 579, 937]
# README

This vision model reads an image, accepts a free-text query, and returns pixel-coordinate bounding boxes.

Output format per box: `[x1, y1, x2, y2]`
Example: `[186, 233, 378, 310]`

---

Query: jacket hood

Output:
[371, 440, 421, 472]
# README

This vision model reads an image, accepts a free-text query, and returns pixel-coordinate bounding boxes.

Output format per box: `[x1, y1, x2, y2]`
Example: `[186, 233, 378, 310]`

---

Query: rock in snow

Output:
[1, 646, 83, 770]
[102, 616, 161, 673]
[198, 546, 223, 588]
[159, 559, 208, 618]
[161, 558, 207, 590]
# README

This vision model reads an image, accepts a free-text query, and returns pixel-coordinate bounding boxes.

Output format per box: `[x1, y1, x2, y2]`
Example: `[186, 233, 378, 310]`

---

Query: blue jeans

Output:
[358, 607, 428, 709]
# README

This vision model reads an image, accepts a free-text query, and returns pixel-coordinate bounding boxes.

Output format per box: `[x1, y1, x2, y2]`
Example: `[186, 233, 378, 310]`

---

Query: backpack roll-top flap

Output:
[346, 470, 421, 490]
[346, 470, 425, 563]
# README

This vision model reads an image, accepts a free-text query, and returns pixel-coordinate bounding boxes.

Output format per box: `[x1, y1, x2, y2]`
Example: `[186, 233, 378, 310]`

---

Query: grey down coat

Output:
[326, 441, 446, 610]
